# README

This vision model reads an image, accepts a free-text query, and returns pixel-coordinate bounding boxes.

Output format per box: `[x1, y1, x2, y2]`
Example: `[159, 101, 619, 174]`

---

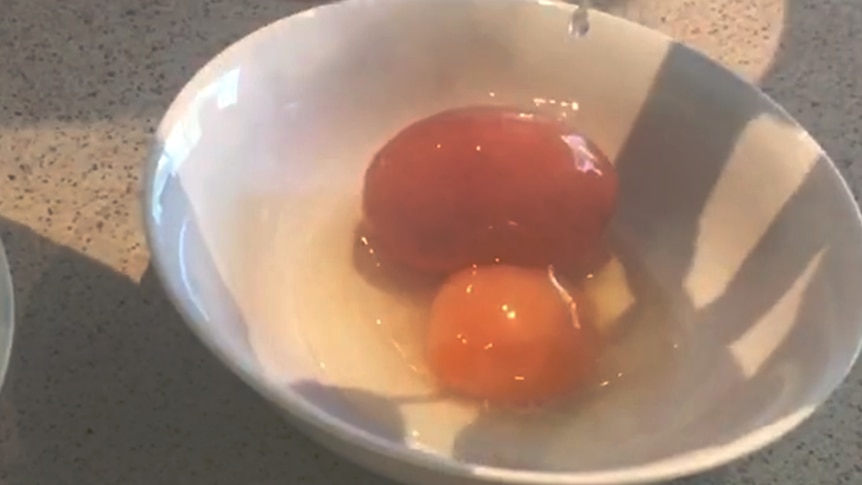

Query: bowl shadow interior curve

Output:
[143, 1, 862, 483]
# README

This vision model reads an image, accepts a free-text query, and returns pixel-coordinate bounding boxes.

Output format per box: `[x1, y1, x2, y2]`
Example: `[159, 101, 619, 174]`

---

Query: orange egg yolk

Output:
[426, 264, 599, 406]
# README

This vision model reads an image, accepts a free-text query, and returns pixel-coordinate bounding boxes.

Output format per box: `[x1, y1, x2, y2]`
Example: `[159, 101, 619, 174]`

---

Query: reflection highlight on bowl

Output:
[143, 1, 862, 484]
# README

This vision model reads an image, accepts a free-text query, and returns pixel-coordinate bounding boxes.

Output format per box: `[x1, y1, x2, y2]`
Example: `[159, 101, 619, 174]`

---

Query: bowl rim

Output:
[142, 1, 862, 483]
[0, 236, 15, 395]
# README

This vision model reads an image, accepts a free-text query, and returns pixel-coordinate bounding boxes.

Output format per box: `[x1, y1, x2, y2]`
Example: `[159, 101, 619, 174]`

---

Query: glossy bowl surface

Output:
[143, 1, 862, 483]
[0, 237, 14, 394]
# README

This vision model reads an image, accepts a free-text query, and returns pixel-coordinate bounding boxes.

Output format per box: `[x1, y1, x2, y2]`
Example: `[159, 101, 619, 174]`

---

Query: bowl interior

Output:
[146, 0, 862, 480]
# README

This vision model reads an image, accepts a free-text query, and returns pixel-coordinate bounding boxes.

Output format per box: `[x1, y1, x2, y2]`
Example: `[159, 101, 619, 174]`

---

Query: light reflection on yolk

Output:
[362, 106, 617, 277]
[426, 264, 600, 405]
[562, 134, 603, 175]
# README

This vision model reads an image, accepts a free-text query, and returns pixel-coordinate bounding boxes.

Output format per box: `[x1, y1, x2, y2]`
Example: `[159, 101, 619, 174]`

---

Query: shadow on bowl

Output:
[144, 24, 862, 483]
[444, 40, 862, 473]
[291, 380, 407, 444]
[0, 215, 414, 484]
[0, 210, 736, 485]
[2, 0, 862, 483]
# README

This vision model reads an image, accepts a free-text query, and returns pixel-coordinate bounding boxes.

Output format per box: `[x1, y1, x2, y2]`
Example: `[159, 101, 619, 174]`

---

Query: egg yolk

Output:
[362, 106, 618, 277]
[426, 264, 599, 405]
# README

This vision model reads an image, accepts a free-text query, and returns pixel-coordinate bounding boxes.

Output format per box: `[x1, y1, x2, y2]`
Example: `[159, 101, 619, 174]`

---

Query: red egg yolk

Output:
[426, 264, 599, 405]
[362, 106, 618, 277]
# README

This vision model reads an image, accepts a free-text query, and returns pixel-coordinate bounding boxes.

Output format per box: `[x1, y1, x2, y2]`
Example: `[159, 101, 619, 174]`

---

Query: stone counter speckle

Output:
[0, 0, 860, 483]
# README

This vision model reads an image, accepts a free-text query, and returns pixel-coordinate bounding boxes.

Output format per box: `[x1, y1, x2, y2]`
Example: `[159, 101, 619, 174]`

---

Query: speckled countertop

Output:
[0, 0, 860, 483]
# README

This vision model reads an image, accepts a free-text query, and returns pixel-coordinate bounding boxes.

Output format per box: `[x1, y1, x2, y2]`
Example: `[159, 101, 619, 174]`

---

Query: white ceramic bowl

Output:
[143, 1, 862, 483]
[0, 237, 12, 392]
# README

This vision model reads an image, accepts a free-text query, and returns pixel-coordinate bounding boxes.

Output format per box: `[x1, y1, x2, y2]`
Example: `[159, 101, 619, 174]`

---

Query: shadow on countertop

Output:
[0, 217, 744, 484]
[756, 0, 862, 196]
[0, 217, 403, 485]
[1, 0, 861, 484]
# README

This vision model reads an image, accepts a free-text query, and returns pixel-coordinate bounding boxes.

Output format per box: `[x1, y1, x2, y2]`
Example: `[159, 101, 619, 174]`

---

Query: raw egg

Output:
[362, 106, 618, 277]
[426, 264, 599, 405]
